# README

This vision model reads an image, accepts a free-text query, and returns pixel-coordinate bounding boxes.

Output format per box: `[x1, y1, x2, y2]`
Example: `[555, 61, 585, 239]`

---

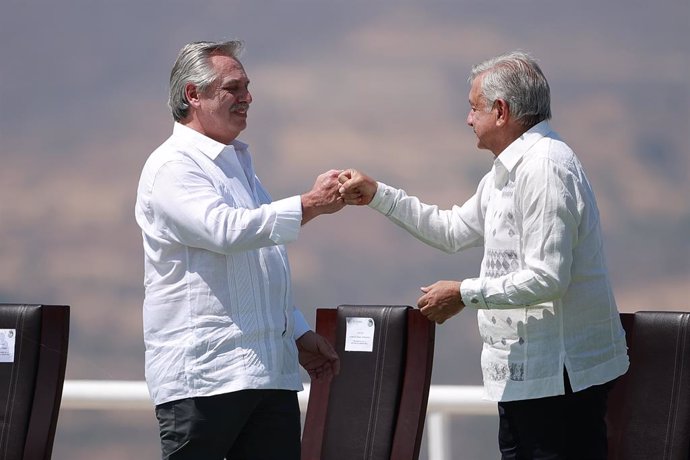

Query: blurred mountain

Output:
[1, 1, 688, 459]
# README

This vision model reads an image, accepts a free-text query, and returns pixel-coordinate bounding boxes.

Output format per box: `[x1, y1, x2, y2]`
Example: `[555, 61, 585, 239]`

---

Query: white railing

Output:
[61, 380, 496, 460]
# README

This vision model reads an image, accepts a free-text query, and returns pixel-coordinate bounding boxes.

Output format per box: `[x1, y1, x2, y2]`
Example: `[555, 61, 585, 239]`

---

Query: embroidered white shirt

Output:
[135, 123, 310, 405]
[369, 121, 628, 401]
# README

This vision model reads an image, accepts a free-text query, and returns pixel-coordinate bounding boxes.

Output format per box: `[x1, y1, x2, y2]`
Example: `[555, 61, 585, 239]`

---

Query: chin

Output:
[234, 120, 247, 132]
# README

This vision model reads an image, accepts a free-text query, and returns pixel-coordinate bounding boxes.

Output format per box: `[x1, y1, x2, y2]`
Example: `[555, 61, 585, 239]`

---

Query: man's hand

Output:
[338, 169, 377, 205]
[297, 330, 341, 381]
[301, 170, 346, 225]
[417, 280, 465, 324]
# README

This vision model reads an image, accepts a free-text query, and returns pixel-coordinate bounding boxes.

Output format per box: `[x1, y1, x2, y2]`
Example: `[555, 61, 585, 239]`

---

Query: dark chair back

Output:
[301, 305, 435, 460]
[607, 311, 690, 460]
[0, 304, 70, 460]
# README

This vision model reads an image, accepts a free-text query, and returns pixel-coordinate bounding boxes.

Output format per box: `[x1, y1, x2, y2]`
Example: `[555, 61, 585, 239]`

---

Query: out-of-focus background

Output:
[1, 0, 688, 458]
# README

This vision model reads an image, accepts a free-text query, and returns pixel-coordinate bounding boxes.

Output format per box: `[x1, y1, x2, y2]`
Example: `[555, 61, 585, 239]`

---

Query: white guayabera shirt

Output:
[135, 123, 310, 406]
[369, 121, 629, 402]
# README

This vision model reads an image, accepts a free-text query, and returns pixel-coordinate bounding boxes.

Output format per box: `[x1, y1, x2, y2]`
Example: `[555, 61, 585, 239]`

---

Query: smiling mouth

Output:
[232, 103, 249, 115]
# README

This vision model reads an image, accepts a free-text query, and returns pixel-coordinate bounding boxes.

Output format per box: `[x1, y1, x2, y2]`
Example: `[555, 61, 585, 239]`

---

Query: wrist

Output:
[300, 194, 318, 225]
[296, 330, 314, 348]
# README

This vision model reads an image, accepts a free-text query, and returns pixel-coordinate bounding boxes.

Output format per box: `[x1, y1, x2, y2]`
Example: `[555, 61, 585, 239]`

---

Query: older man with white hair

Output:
[339, 51, 629, 459]
[135, 40, 342, 460]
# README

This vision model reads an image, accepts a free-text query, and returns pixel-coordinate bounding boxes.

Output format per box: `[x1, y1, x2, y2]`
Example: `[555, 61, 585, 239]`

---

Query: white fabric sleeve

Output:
[292, 308, 311, 339]
[151, 160, 302, 254]
[369, 181, 486, 254]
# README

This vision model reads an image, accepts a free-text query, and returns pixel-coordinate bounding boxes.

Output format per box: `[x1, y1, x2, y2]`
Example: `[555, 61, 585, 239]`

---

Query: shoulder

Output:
[142, 136, 202, 176]
[137, 138, 210, 201]
[517, 131, 586, 184]
[530, 131, 576, 165]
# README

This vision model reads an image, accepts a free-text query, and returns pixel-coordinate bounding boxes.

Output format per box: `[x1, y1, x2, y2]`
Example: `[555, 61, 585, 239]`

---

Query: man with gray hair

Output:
[338, 51, 628, 459]
[135, 40, 342, 459]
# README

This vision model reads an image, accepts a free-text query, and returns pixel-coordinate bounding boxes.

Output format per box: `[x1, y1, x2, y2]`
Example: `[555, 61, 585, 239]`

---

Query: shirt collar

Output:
[173, 122, 249, 160]
[496, 120, 552, 174]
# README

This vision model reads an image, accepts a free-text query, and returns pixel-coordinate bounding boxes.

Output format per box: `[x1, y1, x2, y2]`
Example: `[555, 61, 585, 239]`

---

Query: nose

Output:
[241, 89, 252, 104]
[466, 110, 473, 127]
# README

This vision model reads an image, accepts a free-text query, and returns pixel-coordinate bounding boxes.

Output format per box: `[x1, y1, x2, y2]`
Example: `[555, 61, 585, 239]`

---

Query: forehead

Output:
[209, 54, 248, 81]
[468, 75, 484, 103]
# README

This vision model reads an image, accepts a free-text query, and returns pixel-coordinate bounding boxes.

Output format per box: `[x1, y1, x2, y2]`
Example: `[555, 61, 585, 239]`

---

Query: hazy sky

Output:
[2, 1, 688, 459]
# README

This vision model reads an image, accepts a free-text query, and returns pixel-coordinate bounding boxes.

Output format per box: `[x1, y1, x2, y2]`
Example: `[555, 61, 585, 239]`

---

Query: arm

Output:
[301, 169, 345, 225]
[151, 162, 342, 254]
[338, 169, 378, 205]
[339, 169, 486, 254]
[461, 158, 582, 309]
[338, 169, 483, 324]
[409, 159, 581, 322]
[292, 306, 340, 380]
[296, 330, 341, 381]
[417, 280, 466, 324]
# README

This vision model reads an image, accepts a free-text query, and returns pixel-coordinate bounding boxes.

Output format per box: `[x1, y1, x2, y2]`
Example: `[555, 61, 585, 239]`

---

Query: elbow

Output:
[532, 270, 570, 303]
[437, 241, 460, 254]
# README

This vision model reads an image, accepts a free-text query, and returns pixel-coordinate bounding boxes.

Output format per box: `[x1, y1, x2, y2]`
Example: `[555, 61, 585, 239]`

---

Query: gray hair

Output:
[168, 40, 244, 121]
[469, 51, 551, 128]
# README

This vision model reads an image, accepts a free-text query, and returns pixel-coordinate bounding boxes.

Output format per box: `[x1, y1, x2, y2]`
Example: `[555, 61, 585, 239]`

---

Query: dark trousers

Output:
[155, 389, 301, 460]
[497, 373, 614, 460]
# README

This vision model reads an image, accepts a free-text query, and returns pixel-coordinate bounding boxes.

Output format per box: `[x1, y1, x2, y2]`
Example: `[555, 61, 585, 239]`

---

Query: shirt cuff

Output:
[269, 195, 302, 244]
[461, 277, 488, 309]
[368, 182, 396, 215]
[293, 309, 311, 339]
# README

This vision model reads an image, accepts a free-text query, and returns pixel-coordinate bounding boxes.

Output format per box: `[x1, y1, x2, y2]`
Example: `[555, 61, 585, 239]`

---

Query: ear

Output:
[184, 83, 201, 108]
[494, 99, 510, 126]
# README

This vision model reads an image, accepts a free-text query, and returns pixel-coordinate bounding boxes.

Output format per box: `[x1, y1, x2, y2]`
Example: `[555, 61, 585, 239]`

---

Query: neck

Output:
[492, 124, 531, 157]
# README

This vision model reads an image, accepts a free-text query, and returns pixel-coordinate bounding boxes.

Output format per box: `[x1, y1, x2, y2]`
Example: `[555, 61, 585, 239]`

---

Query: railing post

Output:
[427, 412, 451, 460]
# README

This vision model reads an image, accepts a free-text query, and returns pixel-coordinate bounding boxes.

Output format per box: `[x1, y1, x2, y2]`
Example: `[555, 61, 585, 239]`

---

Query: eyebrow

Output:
[220, 76, 250, 86]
